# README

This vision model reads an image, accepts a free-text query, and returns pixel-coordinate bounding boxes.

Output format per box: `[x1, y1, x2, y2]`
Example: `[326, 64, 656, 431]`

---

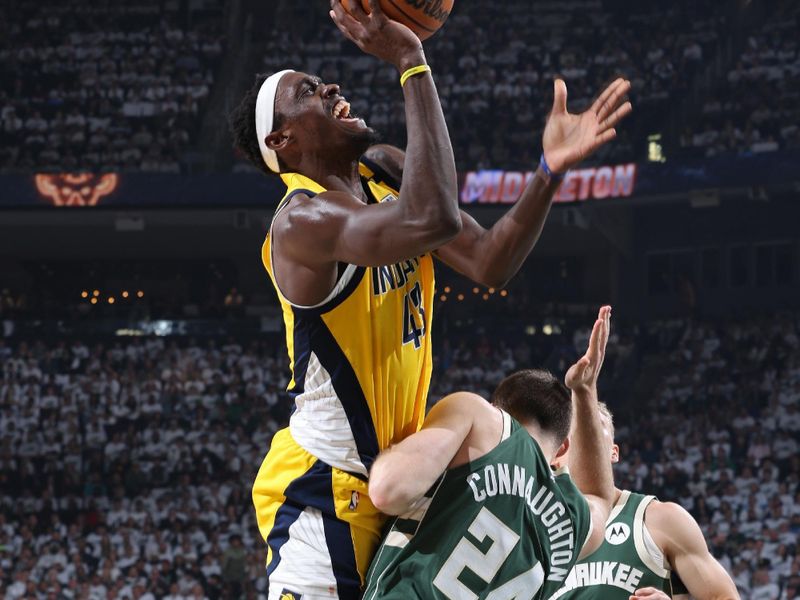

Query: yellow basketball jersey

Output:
[261, 163, 434, 478]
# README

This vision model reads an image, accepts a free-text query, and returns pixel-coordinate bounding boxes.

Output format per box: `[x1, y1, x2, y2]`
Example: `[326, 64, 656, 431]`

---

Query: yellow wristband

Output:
[400, 65, 431, 87]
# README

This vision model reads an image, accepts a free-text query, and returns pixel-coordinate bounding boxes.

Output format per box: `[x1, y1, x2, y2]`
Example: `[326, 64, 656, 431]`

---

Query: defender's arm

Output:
[565, 307, 617, 558]
[368, 392, 487, 515]
[646, 502, 740, 600]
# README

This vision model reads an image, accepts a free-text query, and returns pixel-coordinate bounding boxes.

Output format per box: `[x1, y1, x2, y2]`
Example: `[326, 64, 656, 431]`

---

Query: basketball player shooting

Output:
[229, 1, 631, 598]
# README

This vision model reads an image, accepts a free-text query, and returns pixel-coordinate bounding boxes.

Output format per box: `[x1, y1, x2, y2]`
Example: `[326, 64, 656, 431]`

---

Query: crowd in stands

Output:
[678, 2, 800, 158]
[256, 0, 727, 171]
[1, 308, 798, 598]
[0, 336, 289, 598]
[0, 1, 224, 174]
[1, 0, 796, 175]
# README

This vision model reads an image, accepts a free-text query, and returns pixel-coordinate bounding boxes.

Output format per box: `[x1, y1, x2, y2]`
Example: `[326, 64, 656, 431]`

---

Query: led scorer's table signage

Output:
[460, 163, 637, 205]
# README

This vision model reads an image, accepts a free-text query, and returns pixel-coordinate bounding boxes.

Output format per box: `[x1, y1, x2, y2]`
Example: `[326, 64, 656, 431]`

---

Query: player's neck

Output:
[298, 155, 365, 200]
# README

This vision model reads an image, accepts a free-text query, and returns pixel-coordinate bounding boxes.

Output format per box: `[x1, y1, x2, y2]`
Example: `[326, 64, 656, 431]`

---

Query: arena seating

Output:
[3, 0, 793, 175]
[258, 0, 728, 172]
[677, 2, 800, 158]
[1, 311, 797, 597]
[0, 1, 224, 174]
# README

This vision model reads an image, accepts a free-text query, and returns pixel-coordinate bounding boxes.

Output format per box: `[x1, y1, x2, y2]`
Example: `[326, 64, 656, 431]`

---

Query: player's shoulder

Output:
[432, 392, 500, 442]
[272, 189, 361, 239]
[644, 499, 696, 526]
[643, 499, 706, 553]
[434, 391, 493, 418]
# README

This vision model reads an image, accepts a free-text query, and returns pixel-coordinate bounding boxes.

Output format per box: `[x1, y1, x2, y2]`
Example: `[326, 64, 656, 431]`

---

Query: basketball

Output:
[342, 0, 454, 41]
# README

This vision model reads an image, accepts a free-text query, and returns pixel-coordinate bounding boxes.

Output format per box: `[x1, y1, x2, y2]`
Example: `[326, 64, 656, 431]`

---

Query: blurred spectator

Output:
[677, 3, 800, 158]
[250, 0, 726, 172]
[4, 308, 791, 596]
[0, 1, 225, 174]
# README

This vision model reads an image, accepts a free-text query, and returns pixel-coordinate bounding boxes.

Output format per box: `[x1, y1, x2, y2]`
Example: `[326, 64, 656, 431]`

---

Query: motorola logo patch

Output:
[605, 522, 631, 545]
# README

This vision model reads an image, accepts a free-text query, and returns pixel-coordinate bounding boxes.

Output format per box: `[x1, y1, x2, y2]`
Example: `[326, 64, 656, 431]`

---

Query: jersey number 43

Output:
[402, 282, 427, 349]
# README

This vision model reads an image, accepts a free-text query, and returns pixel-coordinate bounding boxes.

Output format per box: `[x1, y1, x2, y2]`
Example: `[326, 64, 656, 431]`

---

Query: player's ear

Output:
[266, 129, 291, 153]
[554, 436, 570, 461]
[610, 443, 619, 464]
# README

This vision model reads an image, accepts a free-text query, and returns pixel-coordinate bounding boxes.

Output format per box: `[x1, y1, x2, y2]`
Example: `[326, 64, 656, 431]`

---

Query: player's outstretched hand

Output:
[565, 305, 611, 394]
[329, 0, 425, 71]
[628, 588, 671, 600]
[543, 78, 632, 175]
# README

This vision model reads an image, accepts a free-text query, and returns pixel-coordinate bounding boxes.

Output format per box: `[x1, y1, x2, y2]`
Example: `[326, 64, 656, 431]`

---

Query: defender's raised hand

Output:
[330, 0, 425, 71]
[543, 78, 632, 175]
[566, 305, 611, 394]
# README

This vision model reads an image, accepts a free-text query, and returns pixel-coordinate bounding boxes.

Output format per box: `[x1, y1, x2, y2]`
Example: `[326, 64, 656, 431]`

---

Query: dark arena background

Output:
[1, 0, 799, 598]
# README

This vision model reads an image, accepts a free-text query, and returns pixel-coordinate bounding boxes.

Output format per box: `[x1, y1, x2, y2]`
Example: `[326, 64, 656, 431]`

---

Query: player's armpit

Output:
[646, 502, 740, 600]
[578, 494, 608, 559]
[274, 188, 460, 269]
[368, 392, 485, 516]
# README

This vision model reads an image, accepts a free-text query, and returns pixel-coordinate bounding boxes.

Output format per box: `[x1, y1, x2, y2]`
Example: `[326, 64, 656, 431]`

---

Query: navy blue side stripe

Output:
[292, 310, 380, 471]
[265, 460, 334, 578]
[265, 501, 302, 579]
[287, 312, 313, 398]
[322, 511, 361, 599]
[265, 460, 361, 597]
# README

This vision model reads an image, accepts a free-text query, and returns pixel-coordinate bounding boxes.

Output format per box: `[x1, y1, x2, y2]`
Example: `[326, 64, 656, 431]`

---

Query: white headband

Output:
[255, 69, 295, 173]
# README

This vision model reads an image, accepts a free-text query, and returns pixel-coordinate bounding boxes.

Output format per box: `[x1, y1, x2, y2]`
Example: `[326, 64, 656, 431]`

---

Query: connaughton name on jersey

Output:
[466, 462, 576, 582]
[547, 561, 646, 598]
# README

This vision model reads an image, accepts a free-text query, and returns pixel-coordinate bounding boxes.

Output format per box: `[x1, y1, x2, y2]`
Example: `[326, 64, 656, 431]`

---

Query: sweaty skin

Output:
[364, 78, 632, 288]
[266, 0, 461, 307]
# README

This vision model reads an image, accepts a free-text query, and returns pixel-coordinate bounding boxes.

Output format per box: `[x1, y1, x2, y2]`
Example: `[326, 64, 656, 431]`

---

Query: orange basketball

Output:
[342, 0, 454, 41]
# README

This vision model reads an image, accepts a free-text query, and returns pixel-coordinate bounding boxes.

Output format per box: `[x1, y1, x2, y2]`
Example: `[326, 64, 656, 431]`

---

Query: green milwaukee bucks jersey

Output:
[363, 410, 592, 600]
[547, 491, 673, 599]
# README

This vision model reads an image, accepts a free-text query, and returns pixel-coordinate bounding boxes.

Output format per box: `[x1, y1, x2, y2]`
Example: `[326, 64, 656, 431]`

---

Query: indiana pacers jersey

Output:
[363, 411, 592, 600]
[253, 162, 435, 600]
[547, 492, 674, 599]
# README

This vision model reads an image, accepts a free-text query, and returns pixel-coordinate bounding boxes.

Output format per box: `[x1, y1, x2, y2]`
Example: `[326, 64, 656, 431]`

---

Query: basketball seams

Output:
[382, 0, 438, 33]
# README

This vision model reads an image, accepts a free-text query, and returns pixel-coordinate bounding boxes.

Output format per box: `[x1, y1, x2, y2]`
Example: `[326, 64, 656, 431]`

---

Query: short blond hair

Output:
[598, 401, 615, 437]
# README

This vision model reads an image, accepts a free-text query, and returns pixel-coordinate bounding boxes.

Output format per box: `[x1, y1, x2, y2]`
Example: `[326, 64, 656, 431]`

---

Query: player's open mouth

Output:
[332, 98, 365, 128]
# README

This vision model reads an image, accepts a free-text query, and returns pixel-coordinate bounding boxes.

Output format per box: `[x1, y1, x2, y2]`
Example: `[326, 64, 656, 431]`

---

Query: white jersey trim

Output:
[634, 495, 670, 578]
[500, 409, 512, 441]
[289, 351, 368, 477]
[606, 489, 632, 525]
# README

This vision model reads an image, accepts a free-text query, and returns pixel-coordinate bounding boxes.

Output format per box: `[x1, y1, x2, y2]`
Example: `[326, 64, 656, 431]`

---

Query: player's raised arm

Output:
[565, 306, 616, 557]
[295, 0, 460, 267]
[641, 502, 740, 600]
[368, 392, 498, 515]
[365, 79, 631, 287]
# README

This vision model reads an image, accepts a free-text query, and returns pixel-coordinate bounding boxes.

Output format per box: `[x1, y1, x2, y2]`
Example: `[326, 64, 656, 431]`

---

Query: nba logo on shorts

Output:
[280, 589, 302, 600]
[605, 522, 631, 545]
[349, 491, 360, 510]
